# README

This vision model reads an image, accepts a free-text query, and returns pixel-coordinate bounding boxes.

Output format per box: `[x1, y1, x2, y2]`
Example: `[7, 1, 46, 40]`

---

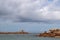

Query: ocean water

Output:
[0, 34, 60, 40]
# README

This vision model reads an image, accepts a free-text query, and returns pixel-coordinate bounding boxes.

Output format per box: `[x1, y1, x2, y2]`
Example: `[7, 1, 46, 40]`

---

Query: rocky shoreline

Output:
[37, 29, 60, 38]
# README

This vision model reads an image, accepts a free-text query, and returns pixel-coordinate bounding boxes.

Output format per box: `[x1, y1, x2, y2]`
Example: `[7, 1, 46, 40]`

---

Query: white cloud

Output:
[0, 0, 60, 23]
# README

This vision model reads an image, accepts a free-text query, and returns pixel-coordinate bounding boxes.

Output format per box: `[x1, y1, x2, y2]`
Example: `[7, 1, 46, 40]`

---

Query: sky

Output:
[0, 0, 60, 33]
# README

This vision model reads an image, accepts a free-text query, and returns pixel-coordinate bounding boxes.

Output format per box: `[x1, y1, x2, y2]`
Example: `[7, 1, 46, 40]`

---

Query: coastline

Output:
[0, 32, 29, 34]
[1, 29, 60, 38]
[36, 29, 60, 38]
[0, 30, 29, 34]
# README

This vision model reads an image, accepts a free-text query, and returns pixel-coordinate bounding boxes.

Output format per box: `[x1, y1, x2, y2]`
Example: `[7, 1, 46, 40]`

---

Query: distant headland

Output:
[37, 29, 60, 38]
[0, 30, 29, 34]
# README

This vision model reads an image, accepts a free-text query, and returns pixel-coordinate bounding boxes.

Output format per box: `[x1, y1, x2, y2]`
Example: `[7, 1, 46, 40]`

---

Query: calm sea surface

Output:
[0, 34, 60, 40]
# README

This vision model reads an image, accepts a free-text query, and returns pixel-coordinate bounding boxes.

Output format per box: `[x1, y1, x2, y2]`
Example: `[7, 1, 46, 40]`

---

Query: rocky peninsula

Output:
[37, 29, 60, 38]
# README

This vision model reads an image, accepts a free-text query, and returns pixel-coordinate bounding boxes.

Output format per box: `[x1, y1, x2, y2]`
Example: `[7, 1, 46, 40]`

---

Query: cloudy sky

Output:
[0, 0, 60, 33]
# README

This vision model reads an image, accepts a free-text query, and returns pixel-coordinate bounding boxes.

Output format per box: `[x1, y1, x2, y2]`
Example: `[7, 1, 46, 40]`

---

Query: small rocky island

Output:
[37, 29, 60, 38]
[0, 30, 29, 34]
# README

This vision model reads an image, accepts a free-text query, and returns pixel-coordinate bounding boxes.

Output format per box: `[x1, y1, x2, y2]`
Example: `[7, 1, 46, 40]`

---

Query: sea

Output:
[0, 34, 60, 40]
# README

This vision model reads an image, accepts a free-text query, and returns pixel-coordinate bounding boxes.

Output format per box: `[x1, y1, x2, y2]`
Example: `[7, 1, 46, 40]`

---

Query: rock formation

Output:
[37, 29, 60, 37]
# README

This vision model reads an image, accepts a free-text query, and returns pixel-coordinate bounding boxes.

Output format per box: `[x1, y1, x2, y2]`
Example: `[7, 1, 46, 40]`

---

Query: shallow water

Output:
[0, 34, 60, 40]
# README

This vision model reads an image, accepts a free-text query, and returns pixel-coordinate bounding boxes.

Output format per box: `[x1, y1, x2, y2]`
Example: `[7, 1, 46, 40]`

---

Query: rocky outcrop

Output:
[37, 29, 60, 37]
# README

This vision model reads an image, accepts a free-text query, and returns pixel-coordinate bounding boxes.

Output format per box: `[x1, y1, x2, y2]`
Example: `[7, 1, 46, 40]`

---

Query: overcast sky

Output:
[0, 0, 60, 33]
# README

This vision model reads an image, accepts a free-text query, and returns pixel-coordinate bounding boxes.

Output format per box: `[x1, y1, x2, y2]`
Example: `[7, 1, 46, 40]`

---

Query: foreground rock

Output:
[37, 29, 60, 38]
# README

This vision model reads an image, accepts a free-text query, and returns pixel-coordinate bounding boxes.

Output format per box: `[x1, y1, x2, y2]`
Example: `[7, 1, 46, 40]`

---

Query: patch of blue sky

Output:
[55, 0, 60, 7]
[0, 22, 60, 33]
[48, 0, 53, 2]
